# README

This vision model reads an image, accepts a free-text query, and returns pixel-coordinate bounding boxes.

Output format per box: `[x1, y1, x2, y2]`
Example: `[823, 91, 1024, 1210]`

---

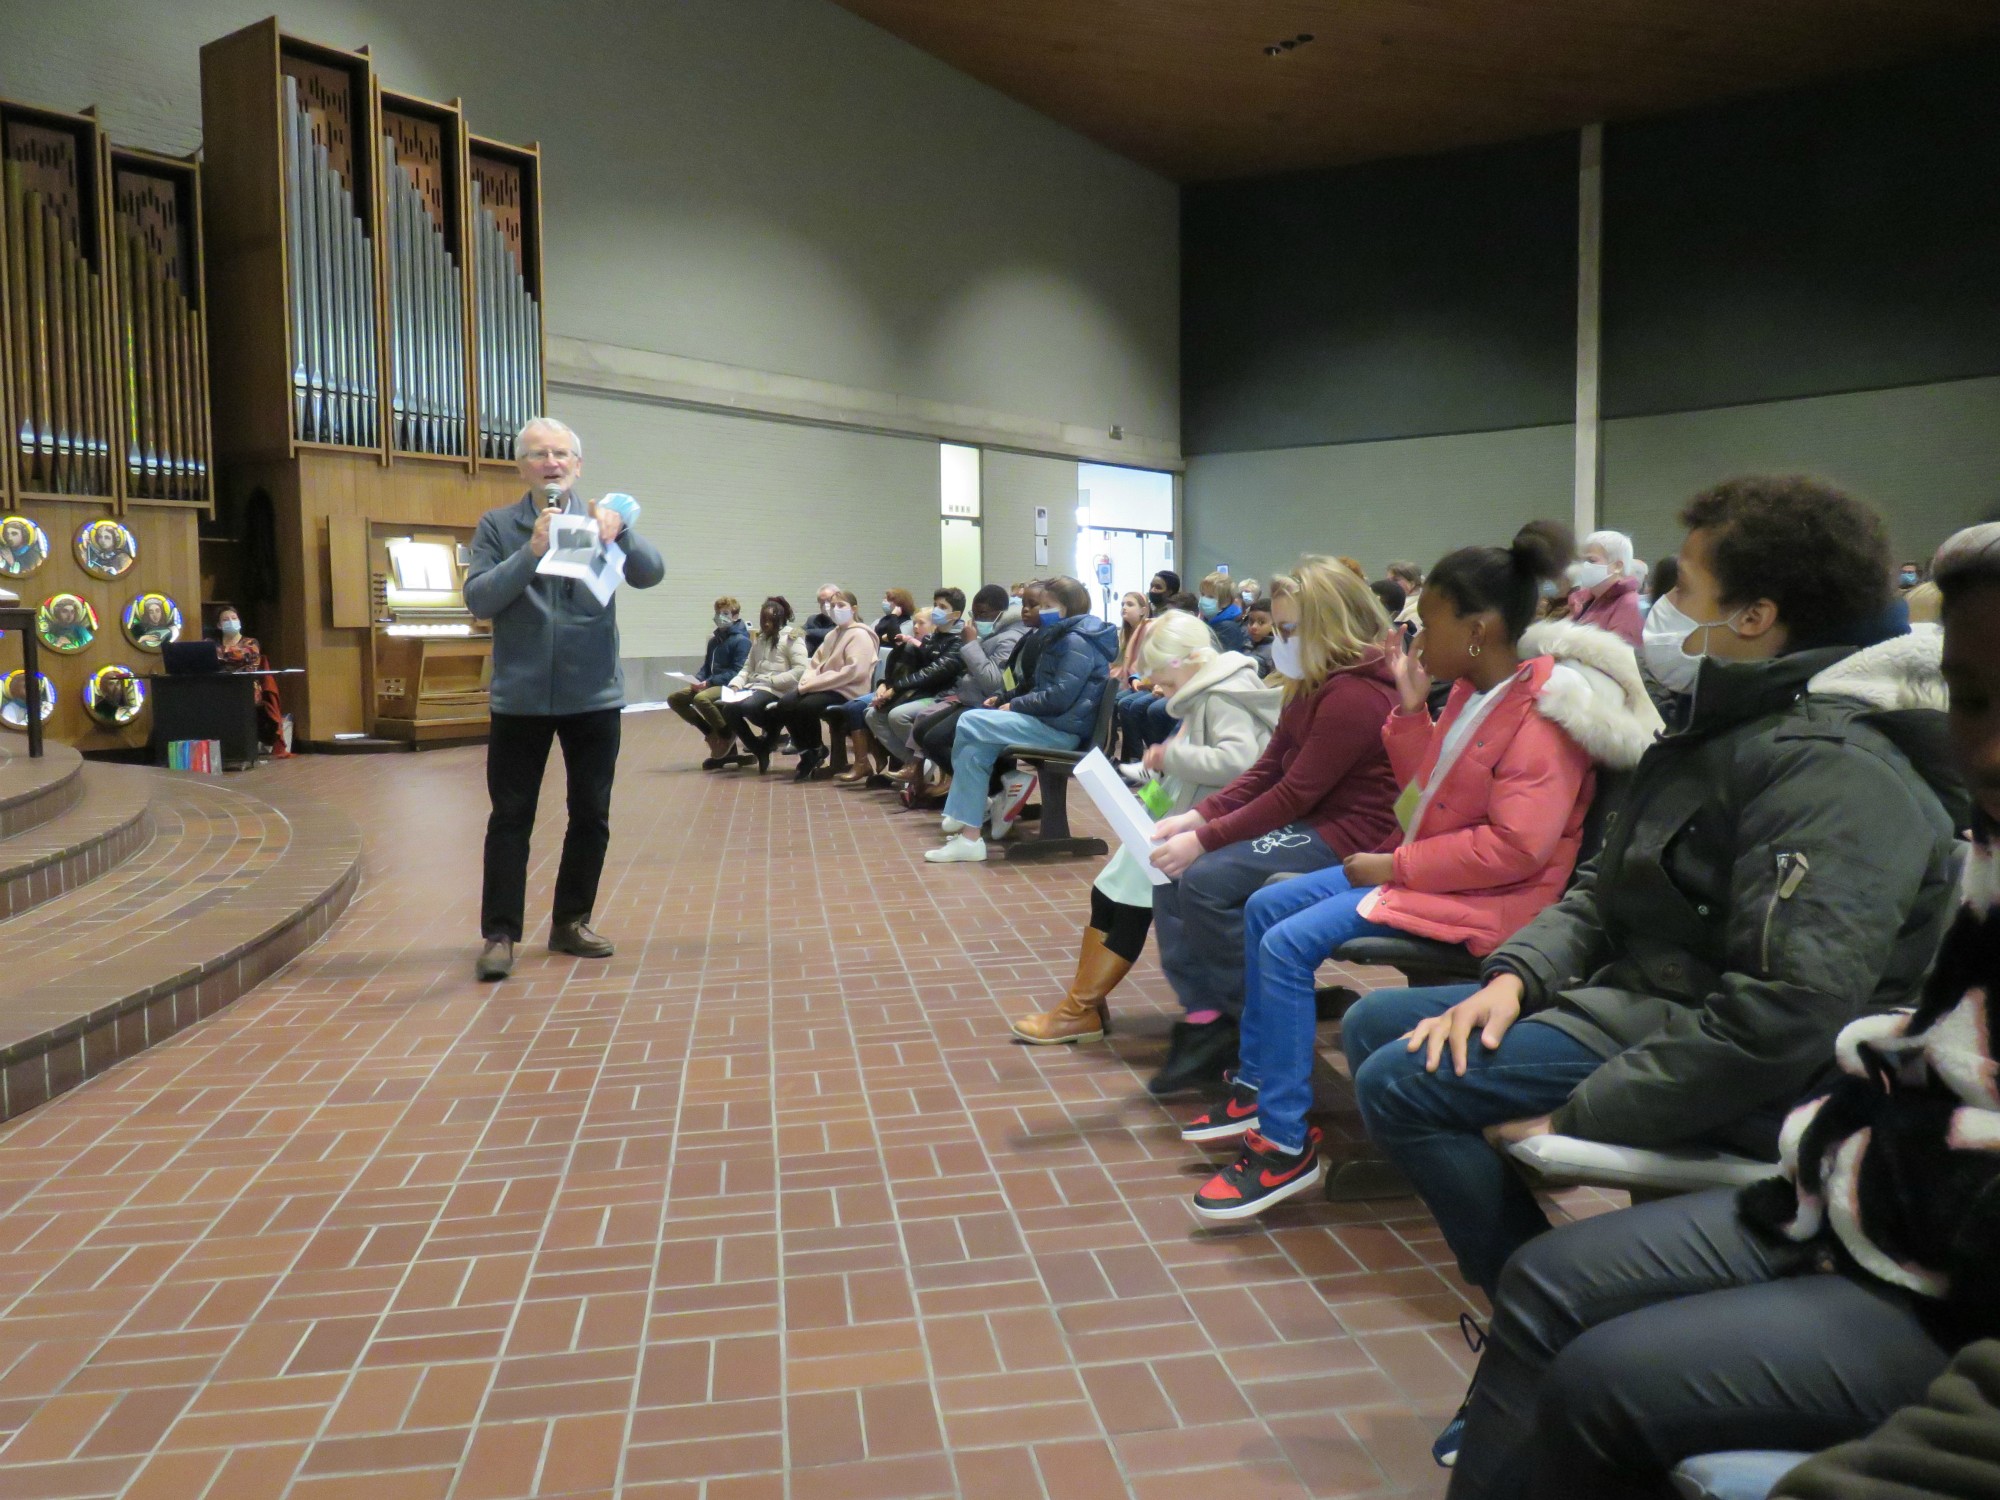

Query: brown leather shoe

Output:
[549, 921, 615, 959]
[1012, 928, 1129, 1043]
[475, 938, 516, 981]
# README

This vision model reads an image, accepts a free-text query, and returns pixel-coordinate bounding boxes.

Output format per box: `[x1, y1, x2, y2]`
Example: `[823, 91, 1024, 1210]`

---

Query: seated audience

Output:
[715, 596, 808, 773]
[860, 588, 966, 784]
[1369, 578, 1408, 635]
[752, 590, 876, 781]
[1387, 560, 1425, 628]
[1642, 552, 1678, 606]
[1444, 518, 1996, 1499]
[1109, 591, 1155, 765]
[1245, 597, 1276, 676]
[1187, 525, 1660, 1222]
[1199, 570, 1249, 651]
[1340, 478, 1964, 1316]
[801, 582, 842, 655]
[913, 584, 1038, 781]
[1012, 609, 1281, 1043]
[1121, 593, 1198, 758]
[1144, 557, 1401, 1094]
[1236, 577, 1261, 611]
[668, 596, 750, 765]
[1146, 570, 1181, 614]
[1564, 528, 1645, 644]
[925, 576, 1117, 863]
[876, 588, 917, 645]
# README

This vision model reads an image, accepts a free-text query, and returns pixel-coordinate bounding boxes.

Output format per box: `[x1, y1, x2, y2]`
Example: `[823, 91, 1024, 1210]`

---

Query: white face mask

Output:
[1270, 632, 1304, 680]
[715, 612, 735, 629]
[220, 618, 241, 636]
[1569, 561, 1611, 590]
[1641, 594, 1744, 695]
[829, 604, 855, 626]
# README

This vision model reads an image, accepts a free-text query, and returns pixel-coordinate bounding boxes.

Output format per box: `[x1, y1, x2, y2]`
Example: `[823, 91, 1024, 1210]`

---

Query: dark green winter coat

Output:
[1485, 632, 1967, 1153]
[1776, 1341, 2000, 1500]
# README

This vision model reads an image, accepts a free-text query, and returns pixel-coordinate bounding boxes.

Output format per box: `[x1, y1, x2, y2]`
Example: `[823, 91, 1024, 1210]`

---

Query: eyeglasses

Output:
[519, 447, 575, 463]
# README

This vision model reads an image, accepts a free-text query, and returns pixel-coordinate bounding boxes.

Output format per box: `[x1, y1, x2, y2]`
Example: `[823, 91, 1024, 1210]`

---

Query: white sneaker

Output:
[925, 836, 987, 863]
[941, 815, 966, 835]
[1118, 761, 1148, 786]
[988, 769, 1037, 842]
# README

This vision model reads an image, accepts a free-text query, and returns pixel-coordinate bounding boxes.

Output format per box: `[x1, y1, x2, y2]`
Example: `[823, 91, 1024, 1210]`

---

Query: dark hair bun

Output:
[1508, 519, 1574, 583]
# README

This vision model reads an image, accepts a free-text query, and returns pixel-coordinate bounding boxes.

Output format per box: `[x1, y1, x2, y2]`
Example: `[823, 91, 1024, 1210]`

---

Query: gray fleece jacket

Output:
[464, 490, 667, 716]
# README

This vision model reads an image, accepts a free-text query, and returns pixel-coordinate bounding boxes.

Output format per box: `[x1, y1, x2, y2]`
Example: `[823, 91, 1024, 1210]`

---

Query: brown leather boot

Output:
[833, 730, 873, 784]
[1012, 928, 1128, 1044]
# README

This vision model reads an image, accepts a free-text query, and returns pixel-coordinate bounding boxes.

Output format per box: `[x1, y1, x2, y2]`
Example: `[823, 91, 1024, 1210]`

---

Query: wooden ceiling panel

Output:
[827, 0, 2000, 180]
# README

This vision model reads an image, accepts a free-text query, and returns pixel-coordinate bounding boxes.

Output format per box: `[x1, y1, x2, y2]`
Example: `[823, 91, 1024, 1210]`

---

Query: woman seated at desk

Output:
[215, 606, 287, 755]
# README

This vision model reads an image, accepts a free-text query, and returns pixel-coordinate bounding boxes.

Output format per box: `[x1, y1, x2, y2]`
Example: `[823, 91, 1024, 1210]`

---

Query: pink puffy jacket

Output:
[1365, 623, 1668, 955]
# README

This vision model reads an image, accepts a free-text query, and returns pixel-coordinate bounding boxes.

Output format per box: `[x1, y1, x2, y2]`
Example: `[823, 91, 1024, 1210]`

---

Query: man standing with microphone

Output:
[464, 417, 666, 981]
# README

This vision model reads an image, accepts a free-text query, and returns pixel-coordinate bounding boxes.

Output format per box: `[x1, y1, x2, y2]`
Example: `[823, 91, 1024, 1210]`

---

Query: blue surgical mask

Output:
[1038, 607, 1063, 627]
[975, 619, 996, 638]
[1197, 596, 1218, 618]
[930, 605, 951, 625]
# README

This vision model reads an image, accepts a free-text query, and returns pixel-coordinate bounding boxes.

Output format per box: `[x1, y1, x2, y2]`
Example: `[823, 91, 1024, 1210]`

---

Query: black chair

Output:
[999, 682, 1120, 863]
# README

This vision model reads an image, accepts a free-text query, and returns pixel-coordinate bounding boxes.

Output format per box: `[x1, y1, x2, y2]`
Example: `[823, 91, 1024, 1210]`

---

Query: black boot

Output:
[1147, 1017, 1239, 1097]
[793, 746, 826, 783]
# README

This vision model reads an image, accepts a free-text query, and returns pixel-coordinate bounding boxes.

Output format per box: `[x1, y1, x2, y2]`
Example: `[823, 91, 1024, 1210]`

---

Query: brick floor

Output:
[0, 711, 1623, 1498]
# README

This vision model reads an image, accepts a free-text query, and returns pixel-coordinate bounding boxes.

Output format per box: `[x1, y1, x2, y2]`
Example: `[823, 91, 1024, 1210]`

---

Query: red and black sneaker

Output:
[1192, 1127, 1324, 1222]
[1181, 1078, 1261, 1143]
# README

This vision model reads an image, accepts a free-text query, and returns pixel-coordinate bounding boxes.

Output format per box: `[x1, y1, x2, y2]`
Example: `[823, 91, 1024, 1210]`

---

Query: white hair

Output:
[514, 416, 583, 459]
[1583, 530, 1633, 567]
[1137, 608, 1218, 674]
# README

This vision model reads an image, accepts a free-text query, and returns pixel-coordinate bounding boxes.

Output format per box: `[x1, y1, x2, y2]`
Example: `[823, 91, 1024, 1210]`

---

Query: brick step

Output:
[0, 770, 362, 1120]
[0, 741, 84, 841]
[0, 764, 153, 921]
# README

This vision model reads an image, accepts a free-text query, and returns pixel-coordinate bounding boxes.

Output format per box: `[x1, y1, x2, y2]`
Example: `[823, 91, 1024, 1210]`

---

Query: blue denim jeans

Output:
[1238, 866, 1398, 1153]
[1116, 688, 1175, 758]
[942, 709, 1078, 830]
[1341, 986, 1603, 1294]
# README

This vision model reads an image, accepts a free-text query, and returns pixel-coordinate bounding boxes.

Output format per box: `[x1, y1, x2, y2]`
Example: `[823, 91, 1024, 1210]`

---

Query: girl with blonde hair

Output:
[1144, 557, 1403, 1094]
[1013, 608, 1282, 1043]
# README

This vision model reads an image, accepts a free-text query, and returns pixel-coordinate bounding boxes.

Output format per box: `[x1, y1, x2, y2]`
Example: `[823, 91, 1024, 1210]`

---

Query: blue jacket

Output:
[464, 490, 667, 716]
[1004, 612, 1118, 741]
[700, 620, 751, 685]
[1208, 602, 1248, 654]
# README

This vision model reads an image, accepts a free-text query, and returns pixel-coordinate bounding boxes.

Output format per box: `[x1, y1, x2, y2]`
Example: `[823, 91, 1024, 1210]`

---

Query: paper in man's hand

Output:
[537, 513, 601, 578]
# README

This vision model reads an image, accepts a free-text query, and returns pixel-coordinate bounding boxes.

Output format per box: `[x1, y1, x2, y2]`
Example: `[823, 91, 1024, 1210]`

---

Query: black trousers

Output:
[716, 688, 780, 747]
[1449, 1189, 1949, 1500]
[481, 708, 622, 942]
[776, 689, 846, 753]
[914, 701, 971, 772]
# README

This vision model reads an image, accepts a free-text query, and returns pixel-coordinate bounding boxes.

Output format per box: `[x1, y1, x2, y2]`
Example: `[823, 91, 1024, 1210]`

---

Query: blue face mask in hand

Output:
[1039, 607, 1063, 627]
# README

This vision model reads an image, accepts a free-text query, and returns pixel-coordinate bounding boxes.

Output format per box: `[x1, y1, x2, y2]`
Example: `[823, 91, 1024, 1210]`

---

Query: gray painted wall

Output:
[1602, 375, 2000, 565]
[562, 394, 938, 675]
[981, 451, 1077, 596]
[0, 0, 1179, 439]
[1182, 425, 1574, 583]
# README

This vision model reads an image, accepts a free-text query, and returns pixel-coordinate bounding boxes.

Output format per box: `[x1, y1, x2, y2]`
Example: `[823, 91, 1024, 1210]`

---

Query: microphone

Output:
[539, 481, 565, 510]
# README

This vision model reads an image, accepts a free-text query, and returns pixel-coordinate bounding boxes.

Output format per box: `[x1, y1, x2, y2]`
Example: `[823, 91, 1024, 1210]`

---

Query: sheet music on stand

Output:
[1072, 749, 1171, 885]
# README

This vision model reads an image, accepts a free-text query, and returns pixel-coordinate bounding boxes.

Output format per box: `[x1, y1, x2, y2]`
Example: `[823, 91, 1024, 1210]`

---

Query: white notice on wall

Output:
[1033, 505, 1049, 537]
[1034, 536, 1049, 566]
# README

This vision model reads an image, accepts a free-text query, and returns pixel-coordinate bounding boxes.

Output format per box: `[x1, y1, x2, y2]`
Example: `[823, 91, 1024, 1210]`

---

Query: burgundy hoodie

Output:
[1193, 649, 1400, 855]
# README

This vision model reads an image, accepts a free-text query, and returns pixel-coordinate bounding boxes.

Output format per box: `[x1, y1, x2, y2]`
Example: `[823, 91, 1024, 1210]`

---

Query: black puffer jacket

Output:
[1488, 632, 1967, 1154]
[883, 629, 965, 707]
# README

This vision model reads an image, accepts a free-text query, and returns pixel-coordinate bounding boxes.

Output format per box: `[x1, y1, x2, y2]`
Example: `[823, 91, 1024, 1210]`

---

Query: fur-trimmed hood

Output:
[1807, 623, 1948, 712]
[1519, 618, 1663, 771]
